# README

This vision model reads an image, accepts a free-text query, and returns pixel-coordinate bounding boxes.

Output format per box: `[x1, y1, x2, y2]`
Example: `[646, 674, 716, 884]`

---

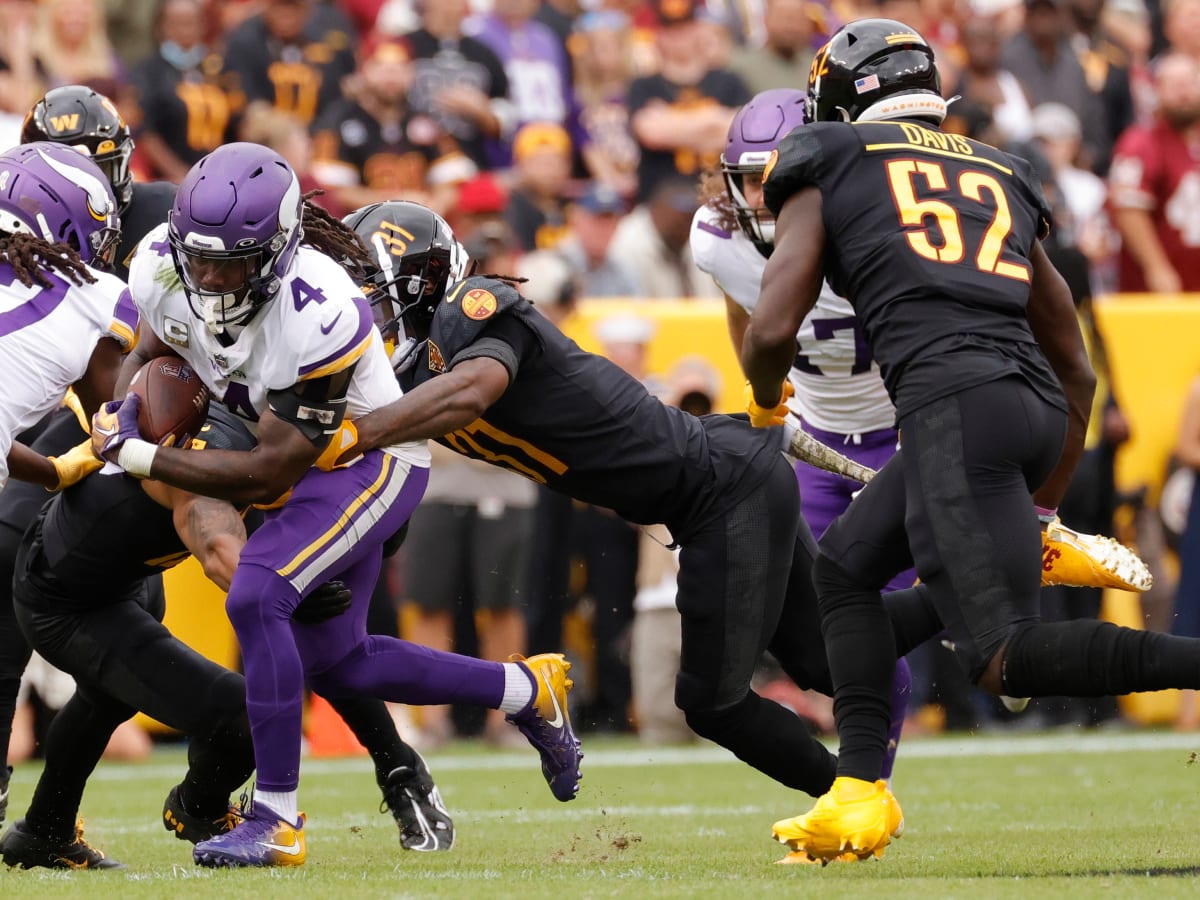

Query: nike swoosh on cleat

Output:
[541, 671, 565, 729]
[320, 313, 342, 335]
[257, 839, 303, 856]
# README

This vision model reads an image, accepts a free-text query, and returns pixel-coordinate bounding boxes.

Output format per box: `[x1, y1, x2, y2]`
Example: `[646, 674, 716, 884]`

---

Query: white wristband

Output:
[116, 439, 157, 478]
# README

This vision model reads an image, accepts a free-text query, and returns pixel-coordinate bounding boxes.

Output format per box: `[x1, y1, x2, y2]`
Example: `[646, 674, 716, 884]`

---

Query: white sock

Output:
[499, 662, 536, 714]
[255, 789, 299, 826]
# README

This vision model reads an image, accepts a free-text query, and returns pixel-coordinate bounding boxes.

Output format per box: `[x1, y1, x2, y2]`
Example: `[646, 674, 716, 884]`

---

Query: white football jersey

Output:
[128, 225, 429, 467]
[690, 205, 895, 434]
[0, 263, 135, 492]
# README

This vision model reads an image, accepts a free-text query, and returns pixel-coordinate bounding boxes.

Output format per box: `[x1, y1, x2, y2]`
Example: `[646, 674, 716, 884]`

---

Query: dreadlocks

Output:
[299, 192, 373, 276]
[0, 232, 97, 289]
[698, 166, 739, 234]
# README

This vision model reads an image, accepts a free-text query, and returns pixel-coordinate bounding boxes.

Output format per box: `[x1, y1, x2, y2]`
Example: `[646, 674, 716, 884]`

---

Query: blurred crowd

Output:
[2, 0, 1199, 750]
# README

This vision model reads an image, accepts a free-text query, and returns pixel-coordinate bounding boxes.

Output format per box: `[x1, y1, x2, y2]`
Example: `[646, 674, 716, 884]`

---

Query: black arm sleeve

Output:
[267, 363, 357, 444]
[448, 314, 539, 382]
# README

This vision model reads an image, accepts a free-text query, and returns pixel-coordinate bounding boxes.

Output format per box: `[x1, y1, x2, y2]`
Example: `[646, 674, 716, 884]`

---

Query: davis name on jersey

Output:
[128, 224, 428, 465]
[0, 262, 135, 490]
[688, 204, 894, 434]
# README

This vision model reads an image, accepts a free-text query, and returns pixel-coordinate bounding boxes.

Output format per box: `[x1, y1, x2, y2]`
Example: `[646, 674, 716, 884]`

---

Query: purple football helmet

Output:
[168, 142, 303, 334]
[721, 89, 807, 249]
[0, 141, 121, 268]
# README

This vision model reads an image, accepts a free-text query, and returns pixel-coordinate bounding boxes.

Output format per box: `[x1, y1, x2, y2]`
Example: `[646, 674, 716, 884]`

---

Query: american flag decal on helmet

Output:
[855, 75, 880, 93]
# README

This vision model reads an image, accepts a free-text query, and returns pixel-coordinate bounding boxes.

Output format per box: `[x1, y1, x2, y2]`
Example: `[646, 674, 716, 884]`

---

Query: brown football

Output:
[127, 356, 211, 446]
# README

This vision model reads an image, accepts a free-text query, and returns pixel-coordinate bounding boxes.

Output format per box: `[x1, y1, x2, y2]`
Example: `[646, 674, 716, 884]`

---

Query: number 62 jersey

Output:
[763, 119, 1060, 418]
[127, 224, 428, 467]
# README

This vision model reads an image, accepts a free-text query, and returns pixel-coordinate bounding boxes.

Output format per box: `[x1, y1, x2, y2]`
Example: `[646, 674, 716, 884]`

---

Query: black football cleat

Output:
[381, 753, 455, 851]
[163, 784, 241, 844]
[0, 818, 125, 869]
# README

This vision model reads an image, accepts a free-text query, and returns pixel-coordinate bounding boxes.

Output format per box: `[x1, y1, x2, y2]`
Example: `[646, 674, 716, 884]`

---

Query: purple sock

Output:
[880, 656, 912, 781]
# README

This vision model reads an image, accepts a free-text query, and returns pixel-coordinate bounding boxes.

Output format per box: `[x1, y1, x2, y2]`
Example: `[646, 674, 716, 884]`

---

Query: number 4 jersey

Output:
[127, 223, 428, 467]
[763, 119, 1065, 419]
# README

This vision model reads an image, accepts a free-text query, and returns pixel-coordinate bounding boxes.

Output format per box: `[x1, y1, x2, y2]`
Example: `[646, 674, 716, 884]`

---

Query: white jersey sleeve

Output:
[688, 205, 896, 434]
[0, 261, 127, 491]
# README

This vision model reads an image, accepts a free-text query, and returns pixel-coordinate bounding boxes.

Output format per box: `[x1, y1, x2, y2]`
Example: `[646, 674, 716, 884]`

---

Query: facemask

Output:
[161, 41, 208, 71]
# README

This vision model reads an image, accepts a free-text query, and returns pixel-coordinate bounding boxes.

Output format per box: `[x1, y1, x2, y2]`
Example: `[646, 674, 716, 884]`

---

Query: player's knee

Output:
[224, 566, 297, 629]
[674, 671, 742, 740]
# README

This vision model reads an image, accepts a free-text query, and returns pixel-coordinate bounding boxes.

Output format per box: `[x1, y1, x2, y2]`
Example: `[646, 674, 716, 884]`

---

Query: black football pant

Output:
[817, 377, 1068, 780]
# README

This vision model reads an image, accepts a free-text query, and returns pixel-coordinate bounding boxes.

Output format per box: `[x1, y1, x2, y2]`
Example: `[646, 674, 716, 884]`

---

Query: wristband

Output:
[1034, 504, 1058, 524]
[116, 439, 158, 478]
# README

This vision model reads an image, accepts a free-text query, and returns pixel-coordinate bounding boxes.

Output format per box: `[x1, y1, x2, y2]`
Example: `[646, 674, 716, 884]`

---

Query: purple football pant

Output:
[793, 421, 913, 780]
[226, 452, 506, 793]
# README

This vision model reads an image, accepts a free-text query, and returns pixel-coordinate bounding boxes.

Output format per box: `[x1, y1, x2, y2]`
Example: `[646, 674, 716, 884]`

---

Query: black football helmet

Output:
[22, 86, 135, 212]
[343, 201, 469, 342]
[807, 19, 946, 126]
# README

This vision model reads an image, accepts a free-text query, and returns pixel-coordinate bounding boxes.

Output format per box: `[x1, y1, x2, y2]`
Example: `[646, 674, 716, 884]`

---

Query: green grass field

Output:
[3, 730, 1200, 898]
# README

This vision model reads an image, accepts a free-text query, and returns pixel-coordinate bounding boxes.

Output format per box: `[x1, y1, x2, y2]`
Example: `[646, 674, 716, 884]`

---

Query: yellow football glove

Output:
[61, 388, 91, 434]
[47, 439, 104, 492]
[316, 419, 362, 471]
[745, 380, 795, 428]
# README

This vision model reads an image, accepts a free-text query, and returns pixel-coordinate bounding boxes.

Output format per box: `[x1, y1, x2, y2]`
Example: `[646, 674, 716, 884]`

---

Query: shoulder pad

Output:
[763, 125, 830, 218]
[443, 275, 525, 322]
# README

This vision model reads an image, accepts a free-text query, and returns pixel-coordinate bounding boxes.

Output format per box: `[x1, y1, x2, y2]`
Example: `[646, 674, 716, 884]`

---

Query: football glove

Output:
[316, 419, 362, 471]
[745, 380, 794, 428]
[292, 579, 353, 624]
[47, 439, 104, 491]
[1040, 517, 1153, 592]
[91, 394, 143, 462]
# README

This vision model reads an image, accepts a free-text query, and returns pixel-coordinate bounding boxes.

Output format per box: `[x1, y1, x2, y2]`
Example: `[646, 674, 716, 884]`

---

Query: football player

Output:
[745, 19, 1200, 862]
[321, 200, 945, 827]
[693, 92, 914, 854]
[99, 143, 581, 867]
[0, 87, 447, 856]
[0, 405, 453, 869]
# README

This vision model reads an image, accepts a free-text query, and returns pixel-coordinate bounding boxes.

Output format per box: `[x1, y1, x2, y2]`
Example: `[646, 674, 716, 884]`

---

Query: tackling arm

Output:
[741, 187, 825, 409]
[353, 356, 511, 454]
[1025, 240, 1097, 510]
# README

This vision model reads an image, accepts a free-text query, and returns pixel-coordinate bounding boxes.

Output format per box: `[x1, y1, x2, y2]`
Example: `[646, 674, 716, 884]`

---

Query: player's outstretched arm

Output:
[169, 489, 247, 591]
[1025, 240, 1097, 511]
[742, 187, 825, 411]
[354, 356, 511, 454]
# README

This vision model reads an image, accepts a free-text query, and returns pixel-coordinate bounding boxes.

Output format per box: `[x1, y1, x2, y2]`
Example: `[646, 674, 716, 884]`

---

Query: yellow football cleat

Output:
[775, 849, 858, 865]
[772, 777, 903, 864]
[1040, 518, 1153, 592]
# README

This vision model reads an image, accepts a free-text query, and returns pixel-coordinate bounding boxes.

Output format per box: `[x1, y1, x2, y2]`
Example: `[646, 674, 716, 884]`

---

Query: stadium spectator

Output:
[535, 0, 581, 49]
[1031, 102, 1115, 271]
[468, 0, 574, 165]
[1109, 52, 1200, 293]
[609, 174, 721, 298]
[239, 102, 348, 218]
[1171, 374, 1200, 728]
[0, 0, 42, 148]
[129, 0, 243, 183]
[950, 13, 1035, 145]
[1165, 0, 1200, 64]
[311, 35, 474, 215]
[559, 183, 639, 298]
[406, 0, 514, 173]
[504, 122, 574, 252]
[1101, 0, 1156, 126]
[627, 0, 750, 204]
[1002, 0, 1111, 171]
[630, 357, 721, 746]
[570, 10, 640, 198]
[1065, 0, 1136, 170]
[402, 443, 537, 748]
[727, 0, 818, 95]
[33, 0, 126, 99]
[222, 0, 356, 126]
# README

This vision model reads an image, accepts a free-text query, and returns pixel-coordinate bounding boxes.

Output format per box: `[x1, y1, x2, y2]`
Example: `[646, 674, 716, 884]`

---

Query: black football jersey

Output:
[764, 120, 1064, 417]
[401, 276, 781, 539]
[21, 407, 254, 611]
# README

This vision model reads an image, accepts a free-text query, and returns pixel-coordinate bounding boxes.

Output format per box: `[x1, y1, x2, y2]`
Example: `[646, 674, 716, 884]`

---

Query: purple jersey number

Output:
[793, 316, 872, 376]
[0, 266, 70, 338]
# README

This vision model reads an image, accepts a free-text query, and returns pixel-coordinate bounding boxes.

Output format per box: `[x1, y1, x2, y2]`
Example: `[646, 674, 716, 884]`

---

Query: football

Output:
[126, 356, 211, 446]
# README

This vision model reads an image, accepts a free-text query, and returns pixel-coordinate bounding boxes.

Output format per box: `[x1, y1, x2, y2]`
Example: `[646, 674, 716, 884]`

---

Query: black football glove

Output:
[292, 579, 353, 624]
